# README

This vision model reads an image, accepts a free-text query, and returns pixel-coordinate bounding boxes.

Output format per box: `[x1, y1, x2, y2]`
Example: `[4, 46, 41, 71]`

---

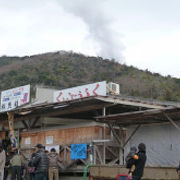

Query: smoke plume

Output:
[60, 0, 124, 62]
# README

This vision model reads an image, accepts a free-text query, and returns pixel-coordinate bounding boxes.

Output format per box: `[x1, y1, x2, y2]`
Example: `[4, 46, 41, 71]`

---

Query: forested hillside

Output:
[0, 51, 179, 101]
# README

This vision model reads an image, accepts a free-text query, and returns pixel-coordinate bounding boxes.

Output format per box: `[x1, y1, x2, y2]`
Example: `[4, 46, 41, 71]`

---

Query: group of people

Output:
[0, 143, 62, 180]
[1, 141, 180, 180]
[28, 143, 62, 180]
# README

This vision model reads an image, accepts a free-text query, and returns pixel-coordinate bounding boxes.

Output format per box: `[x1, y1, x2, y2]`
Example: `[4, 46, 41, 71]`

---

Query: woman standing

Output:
[0, 144, 6, 180]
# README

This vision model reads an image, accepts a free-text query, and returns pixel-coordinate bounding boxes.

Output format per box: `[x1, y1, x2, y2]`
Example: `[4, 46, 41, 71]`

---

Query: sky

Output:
[0, 0, 179, 78]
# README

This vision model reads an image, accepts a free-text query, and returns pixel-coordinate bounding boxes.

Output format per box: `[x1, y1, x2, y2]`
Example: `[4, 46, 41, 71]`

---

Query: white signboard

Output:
[45, 145, 59, 153]
[54, 81, 107, 103]
[1, 84, 30, 112]
[46, 136, 54, 145]
[25, 137, 31, 145]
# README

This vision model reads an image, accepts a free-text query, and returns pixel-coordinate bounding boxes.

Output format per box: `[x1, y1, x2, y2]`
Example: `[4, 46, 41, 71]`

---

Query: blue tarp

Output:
[71, 143, 87, 160]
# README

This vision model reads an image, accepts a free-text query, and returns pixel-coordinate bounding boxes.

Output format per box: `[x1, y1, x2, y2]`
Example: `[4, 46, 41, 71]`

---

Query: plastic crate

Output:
[116, 174, 130, 180]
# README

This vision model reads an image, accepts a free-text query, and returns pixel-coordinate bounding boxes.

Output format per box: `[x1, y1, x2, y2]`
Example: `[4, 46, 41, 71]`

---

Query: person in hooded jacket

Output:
[48, 148, 62, 180]
[129, 143, 147, 180]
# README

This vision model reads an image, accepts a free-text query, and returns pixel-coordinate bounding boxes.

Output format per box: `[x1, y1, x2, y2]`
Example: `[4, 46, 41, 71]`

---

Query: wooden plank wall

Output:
[20, 126, 110, 148]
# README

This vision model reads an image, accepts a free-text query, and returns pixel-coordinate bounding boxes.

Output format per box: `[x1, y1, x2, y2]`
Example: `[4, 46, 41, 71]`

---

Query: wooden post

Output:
[103, 107, 106, 164]
[93, 144, 96, 164]
[64, 145, 67, 163]
[107, 123, 123, 149]
[96, 146, 103, 164]
[123, 125, 141, 147]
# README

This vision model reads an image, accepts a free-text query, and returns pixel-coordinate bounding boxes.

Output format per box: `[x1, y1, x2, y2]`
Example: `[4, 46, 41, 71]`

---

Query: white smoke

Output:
[60, 0, 125, 62]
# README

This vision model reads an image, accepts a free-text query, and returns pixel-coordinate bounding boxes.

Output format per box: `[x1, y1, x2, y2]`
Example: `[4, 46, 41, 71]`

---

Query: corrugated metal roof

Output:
[0, 95, 179, 122]
[96, 107, 180, 126]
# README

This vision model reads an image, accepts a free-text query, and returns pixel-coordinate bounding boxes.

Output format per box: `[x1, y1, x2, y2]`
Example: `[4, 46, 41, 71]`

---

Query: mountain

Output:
[0, 51, 179, 101]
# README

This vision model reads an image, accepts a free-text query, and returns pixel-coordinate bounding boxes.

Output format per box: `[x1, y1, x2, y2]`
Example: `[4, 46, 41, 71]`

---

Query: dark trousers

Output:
[11, 166, 21, 180]
[34, 172, 47, 180]
[30, 173, 35, 180]
[132, 176, 141, 180]
[4, 168, 8, 180]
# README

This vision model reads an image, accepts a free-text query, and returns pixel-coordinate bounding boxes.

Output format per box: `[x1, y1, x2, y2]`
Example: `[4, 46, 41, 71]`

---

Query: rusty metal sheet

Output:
[89, 165, 179, 180]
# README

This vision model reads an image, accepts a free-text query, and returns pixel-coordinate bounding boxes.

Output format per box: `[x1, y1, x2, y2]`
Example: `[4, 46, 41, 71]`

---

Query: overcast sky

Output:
[0, 0, 179, 78]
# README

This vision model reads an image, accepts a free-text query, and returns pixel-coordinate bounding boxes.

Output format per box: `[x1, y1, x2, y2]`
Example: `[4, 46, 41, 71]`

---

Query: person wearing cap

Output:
[31, 144, 48, 180]
[129, 143, 147, 180]
[0, 143, 5, 180]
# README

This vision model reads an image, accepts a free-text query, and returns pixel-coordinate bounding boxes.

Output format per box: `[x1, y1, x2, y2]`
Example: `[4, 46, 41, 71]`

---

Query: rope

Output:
[83, 163, 92, 180]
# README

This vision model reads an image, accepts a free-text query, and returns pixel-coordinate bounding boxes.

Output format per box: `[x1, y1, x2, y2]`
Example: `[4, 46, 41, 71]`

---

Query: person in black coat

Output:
[129, 143, 147, 180]
[30, 144, 48, 180]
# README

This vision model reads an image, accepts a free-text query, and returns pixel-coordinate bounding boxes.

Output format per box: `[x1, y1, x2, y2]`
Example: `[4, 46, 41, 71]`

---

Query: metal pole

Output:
[89, 143, 93, 164]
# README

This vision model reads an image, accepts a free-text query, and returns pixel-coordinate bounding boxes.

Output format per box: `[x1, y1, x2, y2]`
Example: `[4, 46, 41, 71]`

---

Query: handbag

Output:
[28, 167, 35, 173]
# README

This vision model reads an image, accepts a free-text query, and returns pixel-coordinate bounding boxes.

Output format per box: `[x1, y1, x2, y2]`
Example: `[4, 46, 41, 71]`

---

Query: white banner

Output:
[54, 81, 106, 103]
[1, 84, 30, 112]
[45, 145, 59, 153]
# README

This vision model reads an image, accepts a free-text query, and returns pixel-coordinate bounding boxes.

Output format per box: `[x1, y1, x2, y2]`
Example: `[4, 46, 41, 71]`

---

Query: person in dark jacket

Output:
[129, 143, 147, 180]
[31, 144, 48, 180]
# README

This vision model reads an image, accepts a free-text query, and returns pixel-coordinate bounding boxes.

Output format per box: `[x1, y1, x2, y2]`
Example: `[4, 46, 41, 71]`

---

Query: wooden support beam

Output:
[107, 123, 123, 150]
[107, 158, 119, 165]
[164, 113, 180, 132]
[106, 146, 117, 157]
[123, 125, 141, 147]
[65, 159, 77, 168]
[31, 117, 40, 128]
[21, 120, 29, 129]
[79, 159, 87, 165]
[64, 145, 87, 165]
[96, 146, 103, 164]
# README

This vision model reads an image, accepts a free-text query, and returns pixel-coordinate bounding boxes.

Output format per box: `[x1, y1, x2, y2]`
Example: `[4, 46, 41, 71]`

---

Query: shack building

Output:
[0, 84, 180, 179]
